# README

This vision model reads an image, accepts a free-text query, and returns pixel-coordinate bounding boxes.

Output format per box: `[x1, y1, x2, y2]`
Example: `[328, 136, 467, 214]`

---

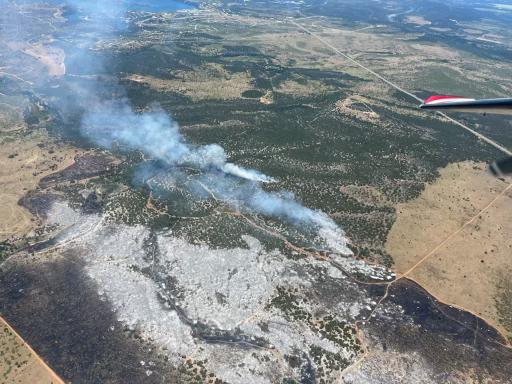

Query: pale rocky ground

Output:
[37, 202, 377, 383]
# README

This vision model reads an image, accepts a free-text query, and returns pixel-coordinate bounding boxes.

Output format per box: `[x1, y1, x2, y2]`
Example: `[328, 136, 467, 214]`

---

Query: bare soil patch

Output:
[405, 16, 432, 26]
[127, 64, 253, 101]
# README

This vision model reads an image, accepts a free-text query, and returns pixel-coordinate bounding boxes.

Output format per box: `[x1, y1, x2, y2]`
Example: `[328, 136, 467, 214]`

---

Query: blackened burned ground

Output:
[1, 251, 511, 383]
[365, 279, 512, 380]
[39, 154, 118, 189]
[19, 192, 62, 220]
[0, 255, 181, 383]
[386, 280, 505, 345]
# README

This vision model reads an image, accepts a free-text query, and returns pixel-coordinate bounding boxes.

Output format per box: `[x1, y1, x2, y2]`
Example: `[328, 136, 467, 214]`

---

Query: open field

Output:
[21, 45, 66, 77]
[0, 129, 82, 242]
[126, 63, 254, 101]
[387, 162, 512, 341]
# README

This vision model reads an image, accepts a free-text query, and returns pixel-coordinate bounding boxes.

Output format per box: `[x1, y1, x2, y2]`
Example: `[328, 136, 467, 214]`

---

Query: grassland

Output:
[387, 162, 512, 341]
[126, 63, 254, 101]
[0, 128, 82, 242]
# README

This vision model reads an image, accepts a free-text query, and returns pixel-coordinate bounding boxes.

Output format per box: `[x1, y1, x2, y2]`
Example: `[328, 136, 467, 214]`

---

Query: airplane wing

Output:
[420, 95, 512, 115]
[420, 95, 512, 177]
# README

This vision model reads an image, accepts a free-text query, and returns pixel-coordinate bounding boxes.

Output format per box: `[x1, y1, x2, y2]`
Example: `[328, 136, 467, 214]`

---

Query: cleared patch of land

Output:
[386, 161, 512, 340]
[276, 78, 337, 96]
[20, 44, 66, 77]
[335, 95, 380, 123]
[405, 16, 432, 26]
[126, 63, 253, 101]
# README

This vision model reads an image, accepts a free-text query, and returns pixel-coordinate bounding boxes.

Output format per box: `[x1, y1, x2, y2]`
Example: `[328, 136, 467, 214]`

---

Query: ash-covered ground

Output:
[1, 0, 512, 383]
[1, 199, 511, 383]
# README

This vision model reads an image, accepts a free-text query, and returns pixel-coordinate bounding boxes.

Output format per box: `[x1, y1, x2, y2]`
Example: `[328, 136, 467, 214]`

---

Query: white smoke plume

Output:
[81, 103, 274, 183]
[81, 102, 351, 254]
[7, 0, 351, 254]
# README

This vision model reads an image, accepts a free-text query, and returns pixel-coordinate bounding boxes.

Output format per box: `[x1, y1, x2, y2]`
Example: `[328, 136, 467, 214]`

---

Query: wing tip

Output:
[420, 95, 476, 110]
[424, 95, 467, 104]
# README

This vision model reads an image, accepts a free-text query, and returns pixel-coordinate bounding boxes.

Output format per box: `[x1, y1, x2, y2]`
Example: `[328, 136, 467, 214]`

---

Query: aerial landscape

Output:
[0, 0, 511, 382]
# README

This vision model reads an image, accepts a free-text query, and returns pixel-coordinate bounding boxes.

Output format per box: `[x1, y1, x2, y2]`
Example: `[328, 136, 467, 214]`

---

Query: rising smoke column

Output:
[81, 102, 274, 183]
[81, 102, 352, 254]
[12, 0, 351, 254]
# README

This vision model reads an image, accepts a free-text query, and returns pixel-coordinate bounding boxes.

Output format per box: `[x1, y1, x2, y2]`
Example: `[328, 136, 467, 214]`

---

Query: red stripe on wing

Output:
[424, 95, 467, 104]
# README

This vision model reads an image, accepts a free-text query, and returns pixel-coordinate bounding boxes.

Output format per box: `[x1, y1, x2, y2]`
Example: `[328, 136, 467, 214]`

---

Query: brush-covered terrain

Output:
[0, 0, 511, 383]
